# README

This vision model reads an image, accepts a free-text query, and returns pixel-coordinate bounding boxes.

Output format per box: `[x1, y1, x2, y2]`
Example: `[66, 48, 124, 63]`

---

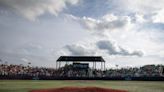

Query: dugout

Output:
[56, 56, 106, 77]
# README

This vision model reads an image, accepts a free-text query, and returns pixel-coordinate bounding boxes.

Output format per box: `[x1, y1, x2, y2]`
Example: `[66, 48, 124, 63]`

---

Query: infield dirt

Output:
[30, 87, 128, 92]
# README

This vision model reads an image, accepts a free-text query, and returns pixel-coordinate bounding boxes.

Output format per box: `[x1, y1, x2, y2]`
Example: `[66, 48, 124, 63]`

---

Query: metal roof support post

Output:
[66, 61, 68, 66]
[104, 62, 106, 71]
[101, 62, 103, 77]
[101, 62, 102, 70]
[95, 62, 96, 69]
[94, 62, 95, 69]
[59, 61, 61, 69]
[93, 62, 94, 70]
[56, 61, 58, 69]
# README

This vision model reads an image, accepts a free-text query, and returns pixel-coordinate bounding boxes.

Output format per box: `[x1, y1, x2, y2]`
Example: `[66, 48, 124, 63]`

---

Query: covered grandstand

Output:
[56, 56, 106, 78]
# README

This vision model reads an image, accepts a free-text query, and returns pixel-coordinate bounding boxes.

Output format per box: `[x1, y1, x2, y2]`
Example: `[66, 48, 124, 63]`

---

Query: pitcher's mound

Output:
[30, 87, 128, 92]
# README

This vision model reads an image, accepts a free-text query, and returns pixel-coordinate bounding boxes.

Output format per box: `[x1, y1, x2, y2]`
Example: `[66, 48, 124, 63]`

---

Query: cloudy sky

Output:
[0, 0, 164, 68]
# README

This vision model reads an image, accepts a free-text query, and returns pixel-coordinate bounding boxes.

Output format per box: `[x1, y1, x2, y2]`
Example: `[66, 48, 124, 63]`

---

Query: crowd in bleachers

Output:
[0, 64, 58, 77]
[105, 65, 164, 77]
[0, 63, 163, 78]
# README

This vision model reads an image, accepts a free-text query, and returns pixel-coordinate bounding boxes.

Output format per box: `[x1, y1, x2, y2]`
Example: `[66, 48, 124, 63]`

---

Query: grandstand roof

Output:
[57, 56, 105, 62]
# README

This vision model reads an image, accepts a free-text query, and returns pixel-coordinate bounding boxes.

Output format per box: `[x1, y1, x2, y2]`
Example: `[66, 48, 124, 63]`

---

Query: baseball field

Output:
[0, 80, 164, 92]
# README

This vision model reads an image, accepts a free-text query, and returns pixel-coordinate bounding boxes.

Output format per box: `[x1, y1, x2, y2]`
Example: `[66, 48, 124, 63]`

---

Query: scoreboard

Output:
[73, 63, 89, 69]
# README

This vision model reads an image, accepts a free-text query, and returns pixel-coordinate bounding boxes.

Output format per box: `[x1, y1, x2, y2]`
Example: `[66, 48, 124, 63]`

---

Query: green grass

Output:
[0, 80, 164, 92]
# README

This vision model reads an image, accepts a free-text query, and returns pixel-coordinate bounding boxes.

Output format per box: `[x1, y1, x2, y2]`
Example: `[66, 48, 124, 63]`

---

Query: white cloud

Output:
[59, 13, 162, 59]
[21, 58, 28, 63]
[64, 43, 96, 56]
[134, 13, 146, 23]
[116, 0, 164, 14]
[0, 0, 79, 20]
[59, 38, 143, 57]
[152, 9, 164, 23]
[97, 40, 143, 57]
[102, 14, 118, 22]
[67, 14, 133, 31]
[105, 0, 164, 24]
